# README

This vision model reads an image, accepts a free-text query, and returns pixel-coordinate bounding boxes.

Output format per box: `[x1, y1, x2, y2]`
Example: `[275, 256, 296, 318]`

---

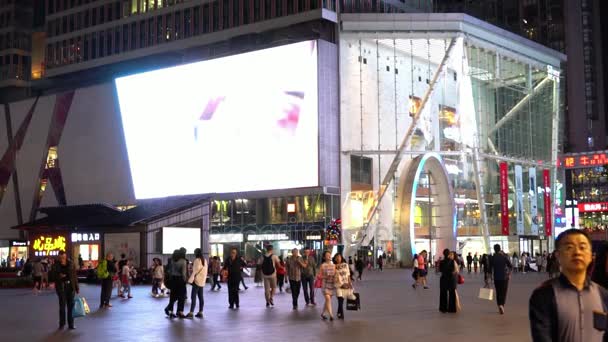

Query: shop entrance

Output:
[518, 236, 548, 256]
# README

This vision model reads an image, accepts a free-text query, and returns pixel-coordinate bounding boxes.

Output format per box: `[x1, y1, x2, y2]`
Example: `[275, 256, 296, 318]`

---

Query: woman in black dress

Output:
[439, 249, 457, 313]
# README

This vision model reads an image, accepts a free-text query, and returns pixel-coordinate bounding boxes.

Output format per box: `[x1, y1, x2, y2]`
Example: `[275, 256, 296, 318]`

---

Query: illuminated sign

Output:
[561, 153, 608, 168]
[287, 203, 296, 213]
[305, 235, 322, 240]
[577, 202, 608, 213]
[30, 235, 67, 257]
[247, 234, 290, 241]
[71, 233, 100, 243]
[209, 234, 244, 243]
[10, 240, 28, 247]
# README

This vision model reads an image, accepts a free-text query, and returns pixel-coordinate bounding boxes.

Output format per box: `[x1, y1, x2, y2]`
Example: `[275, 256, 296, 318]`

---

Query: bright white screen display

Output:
[162, 227, 201, 254]
[116, 41, 319, 199]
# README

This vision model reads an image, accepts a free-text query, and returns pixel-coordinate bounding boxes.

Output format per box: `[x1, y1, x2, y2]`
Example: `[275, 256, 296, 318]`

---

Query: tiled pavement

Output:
[0, 269, 547, 342]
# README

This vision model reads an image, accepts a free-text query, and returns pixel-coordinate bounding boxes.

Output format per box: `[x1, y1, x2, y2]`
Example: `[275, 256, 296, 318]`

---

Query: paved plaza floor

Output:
[0, 269, 546, 342]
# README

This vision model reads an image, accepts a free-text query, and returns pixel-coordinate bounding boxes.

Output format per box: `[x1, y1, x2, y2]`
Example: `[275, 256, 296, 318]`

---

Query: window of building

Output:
[114, 28, 120, 54]
[122, 24, 129, 51]
[98, 31, 105, 57]
[69, 14, 75, 32]
[275, 0, 281, 17]
[92, 7, 97, 25]
[99, 6, 105, 24]
[351, 156, 373, 185]
[165, 13, 172, 41]
[244, 0, 250, 24]
[264, 0, 271, 19]
[233, 0, 239, 27]
[184, 8, 191, 37]
[174, 11, 181, 40]
[254, 0, 260, 22]
[84, 10, 89, 28]
[139, 20, 146, 47]
[193, 6, 200, 34]
[288, 0, 294, 15]
[148, 18, 154, 46]
[62, 16, 67, 34]
[202, 4, 209, 33]
[222, 0, 229, 29]
[108, 4, 113, 21]
[212, 2, 219, 31]
[91, 33, 97, 59]
[131, 21, 137, 49]
[83, 34, 89, 61]
[156, 16, 163, 43]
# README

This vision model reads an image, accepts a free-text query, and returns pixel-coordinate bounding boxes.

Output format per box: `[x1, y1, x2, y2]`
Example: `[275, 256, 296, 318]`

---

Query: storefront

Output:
[29, 233, 68, 259]
[0, 240, 29, 267]
[70, 232, 101, 269]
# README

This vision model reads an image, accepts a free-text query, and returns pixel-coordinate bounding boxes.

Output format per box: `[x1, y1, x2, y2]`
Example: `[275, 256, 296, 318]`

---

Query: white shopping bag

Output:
[478, 287, 494, 301]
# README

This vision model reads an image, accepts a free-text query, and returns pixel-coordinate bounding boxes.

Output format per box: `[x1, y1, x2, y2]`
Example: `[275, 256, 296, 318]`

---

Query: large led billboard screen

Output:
[116, 41, 319, 199]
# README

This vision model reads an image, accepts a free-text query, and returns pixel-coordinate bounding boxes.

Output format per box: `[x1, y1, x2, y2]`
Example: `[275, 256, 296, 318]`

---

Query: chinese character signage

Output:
[30, 234, 67, 257]
[500, 162, 509, 236]
[561, 153, 608, 169]
[71, 233, 101, 243]
[514, 165, 524, 235]
[529, 168, 539, 235]
[577, 202, 608, 212]
[543, 170, 552, 237]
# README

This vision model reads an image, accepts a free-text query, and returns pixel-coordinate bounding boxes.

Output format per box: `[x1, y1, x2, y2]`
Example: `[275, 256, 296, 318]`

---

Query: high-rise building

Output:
[0, 0, 35, 102]
[433, 0, 606, 153]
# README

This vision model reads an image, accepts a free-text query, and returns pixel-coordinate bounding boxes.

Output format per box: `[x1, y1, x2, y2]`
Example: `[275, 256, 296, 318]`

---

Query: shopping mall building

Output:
[0, 9, 565, 266]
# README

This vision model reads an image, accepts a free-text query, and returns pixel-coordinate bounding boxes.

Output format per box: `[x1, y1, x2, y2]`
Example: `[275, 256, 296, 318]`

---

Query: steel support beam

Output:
[488, 76, 552, 136]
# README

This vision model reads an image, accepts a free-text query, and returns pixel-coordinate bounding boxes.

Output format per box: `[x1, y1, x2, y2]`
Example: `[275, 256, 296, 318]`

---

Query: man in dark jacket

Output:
[489, 244, 513, 315]
[224, 247, 246, 309]
[529, 229, 608, 342]
[51, 251, 79, 330]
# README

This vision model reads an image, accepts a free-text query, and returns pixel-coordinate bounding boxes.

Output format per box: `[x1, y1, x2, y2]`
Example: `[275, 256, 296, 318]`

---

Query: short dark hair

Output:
[556, 229, 592, 249]
[266, 245, 274, 252]
[304, 247, 310, 250]
[494, 244, 501, 253]
[58, 251, 66, 256]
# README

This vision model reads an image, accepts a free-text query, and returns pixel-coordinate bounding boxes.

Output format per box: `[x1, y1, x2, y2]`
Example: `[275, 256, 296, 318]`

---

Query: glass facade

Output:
[339, 22, 563, 262]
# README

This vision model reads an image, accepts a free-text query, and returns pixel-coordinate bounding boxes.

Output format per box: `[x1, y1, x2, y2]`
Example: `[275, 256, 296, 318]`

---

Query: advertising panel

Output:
[162, 227, 201, 254]
[514, 165, 524, 235]
[499, 162, 509, 235]
[543, 169, 552, 237]
[104, 233, 140, 267]
[529, 168, 539, 235]
[115, 41, 319, 199]
[29, 233, 67, 257]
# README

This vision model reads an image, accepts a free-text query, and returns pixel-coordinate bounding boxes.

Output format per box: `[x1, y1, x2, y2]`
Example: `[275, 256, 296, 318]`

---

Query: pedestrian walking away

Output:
[413, 250, 429, 289]
[258, 245, 280, 307]
[224, 247, 246, 309]
[50, 251, 79, 330]
[151, 258, 165, 297]
[334, 253, 353, 320]
[355, 257, 364, 281]
[187, 248, 208, 318]
[529, 229, 608, 342]
[301, 247, 317, 306]
[210, 256, 222, 291]
[164, 249, 188, 319]
[467, 252, 473, 274]
[286, 248, 308, 310]
[490, 244, 513, 315]
[32, 258, 43, 294]
[239, 256, 249, 291]
[97, 253, 117, 308]
[319, 251, 336, 321]
[439, 249, 458, 313]
[473, 253, 479, 273]
[276, 256, 286, 293]
[377, 256, 384, 272]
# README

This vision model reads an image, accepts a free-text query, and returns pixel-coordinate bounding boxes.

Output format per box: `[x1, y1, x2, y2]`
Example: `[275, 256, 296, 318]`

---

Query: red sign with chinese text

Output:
[543, 170, 552, 237]
[577, 202, 608, 213]
[561, 153, 608, 168]
[500, 162, 509, 236]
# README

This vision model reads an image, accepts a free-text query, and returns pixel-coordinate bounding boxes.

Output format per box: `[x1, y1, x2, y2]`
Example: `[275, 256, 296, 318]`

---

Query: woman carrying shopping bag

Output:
[333, 253, 354, 320]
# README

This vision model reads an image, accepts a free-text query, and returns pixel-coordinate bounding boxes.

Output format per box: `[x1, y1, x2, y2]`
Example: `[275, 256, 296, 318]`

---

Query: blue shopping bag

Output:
[73, 296, 86, 318]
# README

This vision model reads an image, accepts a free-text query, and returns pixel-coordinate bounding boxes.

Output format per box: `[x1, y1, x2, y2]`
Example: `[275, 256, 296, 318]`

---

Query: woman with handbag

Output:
[319, 251, 336, 321]
[333, 253, 353, 320]
[164, 249, 188, 318]
[187, 248, 208, 318]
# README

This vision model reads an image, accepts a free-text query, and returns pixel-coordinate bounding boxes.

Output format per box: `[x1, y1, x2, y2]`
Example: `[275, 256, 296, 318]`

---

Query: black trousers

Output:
[100, 277, 112, 306]
[439, 277, 457, 313]
[228, 280, 240, 307]
[56, 284, 75, 327]
[166, 277, 186, 313]
[211, 274, 221, 290]
[277, 274, 285, 291]
[301, 276, 315, 304]
[289, 280, 301, 307]
[357, 269, 363, 280]
[337, 297, 345, 317]
[494, 279, 509, 306]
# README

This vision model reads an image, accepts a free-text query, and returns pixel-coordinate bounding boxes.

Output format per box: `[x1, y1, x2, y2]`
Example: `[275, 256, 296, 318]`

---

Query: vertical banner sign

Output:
[543, 169, 552, 237]
[515, 165, 524, 235]
[529, 168, 539, 235]
[500, 162, 509, 236]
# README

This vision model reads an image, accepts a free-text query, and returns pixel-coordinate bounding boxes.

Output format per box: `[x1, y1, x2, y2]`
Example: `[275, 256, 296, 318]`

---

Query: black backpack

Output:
[262, 255, 275, 276]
